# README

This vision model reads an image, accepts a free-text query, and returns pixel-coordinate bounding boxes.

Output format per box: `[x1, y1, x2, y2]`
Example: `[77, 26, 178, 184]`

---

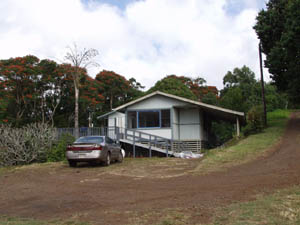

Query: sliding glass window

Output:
[138, 111, 160, 128]
[127, 109, 170, 129]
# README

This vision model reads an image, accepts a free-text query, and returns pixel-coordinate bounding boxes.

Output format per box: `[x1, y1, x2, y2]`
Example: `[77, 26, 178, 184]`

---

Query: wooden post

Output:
[259, 43, 267, 126]
[236, 117, 240, 137]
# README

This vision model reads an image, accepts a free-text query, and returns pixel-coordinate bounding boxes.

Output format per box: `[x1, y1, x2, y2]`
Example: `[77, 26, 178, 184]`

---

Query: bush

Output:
[243, 105, 264, 136]
[47, 133, 75, 162]
[0, 123, 56, 167]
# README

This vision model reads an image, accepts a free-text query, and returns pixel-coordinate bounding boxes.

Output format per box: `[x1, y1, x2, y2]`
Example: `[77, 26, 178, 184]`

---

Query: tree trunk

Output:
[110, 92, 113, 110]
[74, 82, 79, 138]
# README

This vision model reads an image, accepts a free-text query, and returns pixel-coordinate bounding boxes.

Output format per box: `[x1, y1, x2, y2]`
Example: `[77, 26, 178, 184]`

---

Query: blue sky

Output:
[81, 0, 140, 10]
[81, 0, 266, 15]
[0, 0, 270, 89]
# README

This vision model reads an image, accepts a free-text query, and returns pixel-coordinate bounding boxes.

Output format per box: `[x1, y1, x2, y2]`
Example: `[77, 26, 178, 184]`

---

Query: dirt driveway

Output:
[1, 112, 300, 225]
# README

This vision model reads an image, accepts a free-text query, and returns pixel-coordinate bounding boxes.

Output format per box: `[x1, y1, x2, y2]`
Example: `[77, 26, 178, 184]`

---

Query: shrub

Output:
[0, 123, 56, 167]
[243, 105, 264, 136]
[47, 133, 75, 162]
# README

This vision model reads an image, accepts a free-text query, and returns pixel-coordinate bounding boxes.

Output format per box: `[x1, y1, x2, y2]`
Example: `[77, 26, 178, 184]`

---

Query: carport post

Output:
[236, 117, 240, 137]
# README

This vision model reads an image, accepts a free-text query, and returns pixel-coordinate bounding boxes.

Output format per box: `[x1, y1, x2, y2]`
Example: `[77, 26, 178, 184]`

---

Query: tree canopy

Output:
[147, 75, 218, 102]
[147, 75, 197, 100]
[253, 0, 300, 104]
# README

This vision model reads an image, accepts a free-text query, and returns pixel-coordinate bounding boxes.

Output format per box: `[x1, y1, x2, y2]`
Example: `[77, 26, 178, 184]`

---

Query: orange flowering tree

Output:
[95, 70, 131, 111]
[0, 55, 40, 126]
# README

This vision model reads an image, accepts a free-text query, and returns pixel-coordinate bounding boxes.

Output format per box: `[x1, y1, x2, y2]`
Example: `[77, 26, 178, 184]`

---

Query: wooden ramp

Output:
[119, 138, 174, 156]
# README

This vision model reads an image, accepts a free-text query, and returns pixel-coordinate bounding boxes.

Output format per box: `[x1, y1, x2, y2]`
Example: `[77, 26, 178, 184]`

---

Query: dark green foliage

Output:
[221, 66, 257, 112]
[253, 0, 300, 105]
[201, 92, 219, 106]
[220, 66, 288, 113]
[243, 105, 264, 136]
[147, 76, 197, 100]
[208, 121, 235, 148]
[95, 70, 144, 113]
[47, 133, 75, 162]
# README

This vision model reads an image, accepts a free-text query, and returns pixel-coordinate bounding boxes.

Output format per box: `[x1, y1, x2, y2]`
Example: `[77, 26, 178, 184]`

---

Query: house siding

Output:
[135, 128, 172, 139]
[108, 112, 125, 128]
[172, 108, 179, 140]
[178, 108, 201, 140]
[127, 95, 186, 110]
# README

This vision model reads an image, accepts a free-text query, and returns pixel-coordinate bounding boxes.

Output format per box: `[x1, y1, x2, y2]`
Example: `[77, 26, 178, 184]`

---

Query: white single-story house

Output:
[98, 91, 244, 153]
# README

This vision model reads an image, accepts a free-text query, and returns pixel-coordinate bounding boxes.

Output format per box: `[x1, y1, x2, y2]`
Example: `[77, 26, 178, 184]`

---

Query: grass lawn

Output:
[193, 109, 291, 174]
[211, 185, 300, 225]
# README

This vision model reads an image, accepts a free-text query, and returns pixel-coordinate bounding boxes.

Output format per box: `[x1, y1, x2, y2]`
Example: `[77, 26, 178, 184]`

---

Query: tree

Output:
[64, 44, 99, 135]
[127, 77, 145, 100]
[253, 0, 300, 104]
[95, 70, 131, 111]
[79, 75, 104, 126]
[221, 66, 257, 112]
[0, 55, 40, 126]
[147, 75, 197, 100]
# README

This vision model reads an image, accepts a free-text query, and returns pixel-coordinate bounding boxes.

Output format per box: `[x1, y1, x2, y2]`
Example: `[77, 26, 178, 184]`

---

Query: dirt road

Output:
[0, 112, 300, 224]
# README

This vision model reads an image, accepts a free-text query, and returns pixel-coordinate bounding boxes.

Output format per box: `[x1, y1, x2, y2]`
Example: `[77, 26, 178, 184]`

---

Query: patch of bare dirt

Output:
[1, 112, 300, 225]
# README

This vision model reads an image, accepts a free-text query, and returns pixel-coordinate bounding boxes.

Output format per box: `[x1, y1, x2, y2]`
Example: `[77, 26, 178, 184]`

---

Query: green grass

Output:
[211, 185, 300, 225]
[194, 109, 291, 174]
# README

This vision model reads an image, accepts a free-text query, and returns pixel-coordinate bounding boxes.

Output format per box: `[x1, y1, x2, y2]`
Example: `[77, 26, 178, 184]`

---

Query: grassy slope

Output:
[194, 110, 291, 174]
[207, 109, 300, 225]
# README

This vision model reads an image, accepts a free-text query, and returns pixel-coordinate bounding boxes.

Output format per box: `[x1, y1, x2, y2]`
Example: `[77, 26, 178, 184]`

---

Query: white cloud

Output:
[0, 0, 270, 90]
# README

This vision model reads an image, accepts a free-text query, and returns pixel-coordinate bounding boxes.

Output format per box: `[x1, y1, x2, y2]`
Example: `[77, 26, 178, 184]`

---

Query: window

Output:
[75, 136, 104, 144]
[127, 109, 171, 128]
[161, 109, 170, 127]
[138, 111, 160, 128]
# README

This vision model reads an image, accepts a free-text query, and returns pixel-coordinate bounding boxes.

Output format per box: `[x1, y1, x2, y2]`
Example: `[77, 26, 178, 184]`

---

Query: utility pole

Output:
[259, 43, 267, 127]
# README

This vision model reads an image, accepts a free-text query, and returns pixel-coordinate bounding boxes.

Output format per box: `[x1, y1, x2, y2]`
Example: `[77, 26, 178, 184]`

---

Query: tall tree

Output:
[220, 66, 257, 112]
[64, 44, 99, 135]
[95, 70, 131, 111]
[0, 55, 40, 126]
[253, 0, 300, 104]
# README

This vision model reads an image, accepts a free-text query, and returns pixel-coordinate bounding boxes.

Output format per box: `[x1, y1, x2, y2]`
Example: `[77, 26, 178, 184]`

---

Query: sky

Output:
[0, 0, 269, 90]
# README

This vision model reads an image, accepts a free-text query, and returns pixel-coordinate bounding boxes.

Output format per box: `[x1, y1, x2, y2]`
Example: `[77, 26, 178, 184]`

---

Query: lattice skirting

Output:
[172, 140, 207, 153]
